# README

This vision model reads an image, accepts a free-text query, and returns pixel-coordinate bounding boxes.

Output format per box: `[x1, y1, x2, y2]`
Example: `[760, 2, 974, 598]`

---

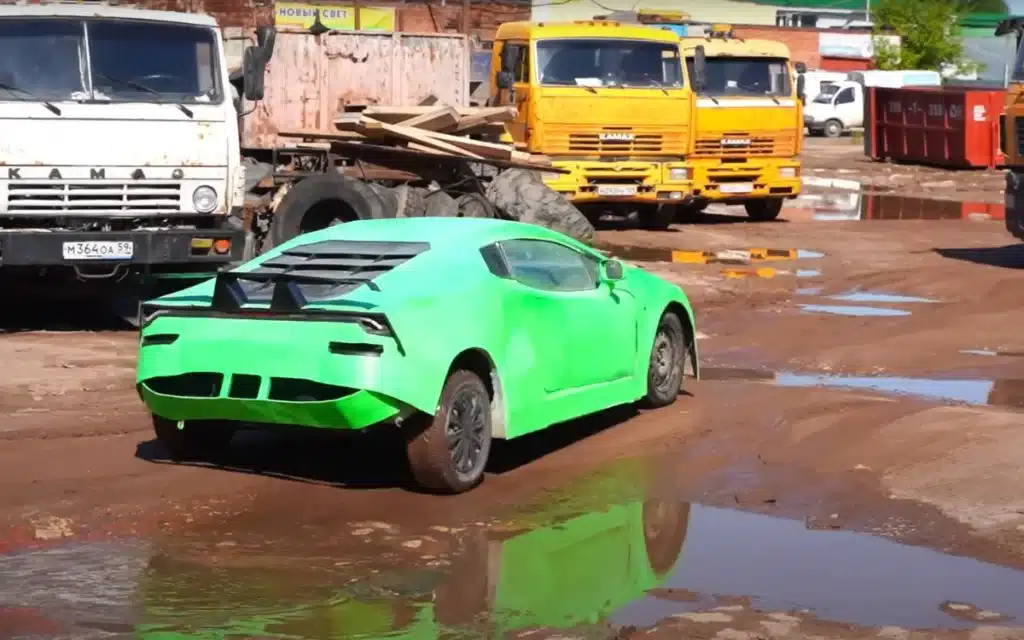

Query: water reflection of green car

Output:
[137, 500, 690, 639]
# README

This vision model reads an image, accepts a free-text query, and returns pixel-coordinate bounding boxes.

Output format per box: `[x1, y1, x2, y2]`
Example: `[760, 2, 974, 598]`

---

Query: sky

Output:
[1008, 0, 1024, 13]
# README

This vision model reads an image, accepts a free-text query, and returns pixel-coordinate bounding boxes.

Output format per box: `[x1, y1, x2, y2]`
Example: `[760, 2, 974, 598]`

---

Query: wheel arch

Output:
[662, 300, 699, 379]
[446, 347, 509, 439]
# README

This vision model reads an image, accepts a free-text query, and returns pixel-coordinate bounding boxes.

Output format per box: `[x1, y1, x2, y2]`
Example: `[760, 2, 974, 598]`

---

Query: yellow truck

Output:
[489, 20, 694, 230]
[678, 28, 805, 221]
[996, 18, 1024, 241]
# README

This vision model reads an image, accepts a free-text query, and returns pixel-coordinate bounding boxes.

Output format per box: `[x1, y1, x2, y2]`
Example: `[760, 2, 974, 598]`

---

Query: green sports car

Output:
[136, 217, 700, 493]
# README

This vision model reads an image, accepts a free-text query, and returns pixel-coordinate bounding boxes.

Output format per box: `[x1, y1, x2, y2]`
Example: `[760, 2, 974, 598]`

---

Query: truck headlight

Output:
[192, 185, 218, 213]
[779, 167, 798, 178]
[669, 168, 690, 181]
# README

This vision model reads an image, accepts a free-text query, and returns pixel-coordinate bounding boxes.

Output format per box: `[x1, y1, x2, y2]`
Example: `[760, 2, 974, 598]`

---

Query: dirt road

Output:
[3, 158, 1024, 638]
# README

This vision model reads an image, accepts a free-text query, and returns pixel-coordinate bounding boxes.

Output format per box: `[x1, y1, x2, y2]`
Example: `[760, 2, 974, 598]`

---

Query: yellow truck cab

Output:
[679, 28, 805, 221]
[996, 18, 1024, 241]
[490, 20, 694, 230]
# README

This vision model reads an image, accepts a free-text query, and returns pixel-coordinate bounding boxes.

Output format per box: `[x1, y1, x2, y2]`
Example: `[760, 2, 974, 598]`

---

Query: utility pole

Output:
[461, 0, 471, 34]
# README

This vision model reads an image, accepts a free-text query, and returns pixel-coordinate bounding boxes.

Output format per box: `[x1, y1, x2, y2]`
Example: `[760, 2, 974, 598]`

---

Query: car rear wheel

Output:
[640, 312, 685, 408]
[406, 370, 493, 494]
[152, 415, 236, 461]
[824, 119, 843, 138]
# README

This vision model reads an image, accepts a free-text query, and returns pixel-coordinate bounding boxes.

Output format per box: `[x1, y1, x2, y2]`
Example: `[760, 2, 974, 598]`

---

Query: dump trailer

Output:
[996, 18, 1024, 241]
[0, 0, 273, 320]
[488, 20, 695, 230]
[679, 27, 805, 221]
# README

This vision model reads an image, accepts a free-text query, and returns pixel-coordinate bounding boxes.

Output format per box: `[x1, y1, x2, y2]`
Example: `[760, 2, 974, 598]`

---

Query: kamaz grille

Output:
[568, 133, 663, 154]
[693, 135, 793, 158]
[5, 182, 182, 215]
[1015, 117, 1024, 157]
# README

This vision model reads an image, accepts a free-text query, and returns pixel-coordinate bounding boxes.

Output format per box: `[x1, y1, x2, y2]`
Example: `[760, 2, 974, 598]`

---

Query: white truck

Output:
[0, 1, 274, 320]
[802, 70, 942, 138]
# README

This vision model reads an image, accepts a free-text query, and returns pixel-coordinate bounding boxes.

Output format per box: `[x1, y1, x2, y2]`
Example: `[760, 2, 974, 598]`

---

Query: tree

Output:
[872, 0, 979, 74]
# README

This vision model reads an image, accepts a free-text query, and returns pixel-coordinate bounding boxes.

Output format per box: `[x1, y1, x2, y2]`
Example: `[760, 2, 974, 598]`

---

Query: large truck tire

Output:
[1006, 171, 1024, 241]
[484, 169, 596, 244]
[639, 204, 676, 231]
[744, 198, 784, 222]
[424, 190, 459, 217]
[266, 175, 386, 250]
[455, 192, 497, 218]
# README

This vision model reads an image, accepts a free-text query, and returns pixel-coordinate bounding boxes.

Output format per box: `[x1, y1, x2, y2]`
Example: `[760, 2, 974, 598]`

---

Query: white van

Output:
[802, 70, 942, 138]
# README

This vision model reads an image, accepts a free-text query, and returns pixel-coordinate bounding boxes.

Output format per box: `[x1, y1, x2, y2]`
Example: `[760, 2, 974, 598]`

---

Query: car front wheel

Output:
[406, 370, 493, 494]
[640, 312, 686, 408]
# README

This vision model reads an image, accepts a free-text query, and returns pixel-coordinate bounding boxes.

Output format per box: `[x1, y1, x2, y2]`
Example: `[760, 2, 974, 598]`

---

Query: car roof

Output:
[307, 217, 595, 253]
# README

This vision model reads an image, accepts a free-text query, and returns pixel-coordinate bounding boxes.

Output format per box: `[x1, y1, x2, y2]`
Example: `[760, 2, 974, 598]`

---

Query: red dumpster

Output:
[867, 86, 1005, 169]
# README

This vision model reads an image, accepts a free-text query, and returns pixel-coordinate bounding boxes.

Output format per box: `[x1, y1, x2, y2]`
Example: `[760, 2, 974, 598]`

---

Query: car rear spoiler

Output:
[211, 270, 379, 313]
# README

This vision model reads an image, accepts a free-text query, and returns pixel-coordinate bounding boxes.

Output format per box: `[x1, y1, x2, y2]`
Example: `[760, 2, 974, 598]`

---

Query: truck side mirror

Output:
[242, 46, 266, 102]
[495, 70, 515, 90]
[255, 25, 276, 65]
[693, 45, 706, 91]
[796, 74, 806, 104]
[500, 45, 516, 72]
[794, 61, 807, 74]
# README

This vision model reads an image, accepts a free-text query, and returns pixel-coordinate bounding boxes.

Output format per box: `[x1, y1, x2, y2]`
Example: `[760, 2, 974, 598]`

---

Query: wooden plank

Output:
[280, 128, 365, 140]
[357, 119, 485, 159]
[418, 94, 439, 106]
[412, 127, 534, 162]
[449, 107, 516, 134]
[334, 113, 367, 131]
[397, 106, 461, 132]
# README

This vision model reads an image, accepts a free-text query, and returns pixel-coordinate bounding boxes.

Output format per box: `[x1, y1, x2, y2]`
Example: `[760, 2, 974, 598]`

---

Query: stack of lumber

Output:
[279, 103, 556, 172]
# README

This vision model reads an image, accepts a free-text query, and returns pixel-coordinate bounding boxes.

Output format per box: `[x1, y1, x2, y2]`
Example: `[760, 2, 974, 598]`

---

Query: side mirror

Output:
[496, 70, 515, 90]
[796, 74, 806, 104]
[242, 46, 266, 102]
[255, 25, 276, 64]
[794, 61, 807, 74]
[603, 259, 624, 281]
[500, 45, 516, 73]
[693, 45, 706, 92]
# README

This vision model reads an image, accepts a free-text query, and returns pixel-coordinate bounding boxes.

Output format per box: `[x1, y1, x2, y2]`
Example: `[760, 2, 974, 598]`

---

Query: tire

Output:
[152, 415, 236, 461]
[454, 192, 497, 218]
[266, 174, 385, 250]
[484, 169, 596, 244]
[225, 210, 258, 265]
[640, 311, 686, 408]
[639, 204, 676, 230]
[744, 198, 784, 222]
[824, 119, 843, 138]
[406, 370, 493, 494]
[424, 190, 459, 217]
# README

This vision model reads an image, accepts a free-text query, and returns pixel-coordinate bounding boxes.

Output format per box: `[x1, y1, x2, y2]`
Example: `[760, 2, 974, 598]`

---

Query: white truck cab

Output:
[0, 1, 272, 314]
[803, 70, 942, 138]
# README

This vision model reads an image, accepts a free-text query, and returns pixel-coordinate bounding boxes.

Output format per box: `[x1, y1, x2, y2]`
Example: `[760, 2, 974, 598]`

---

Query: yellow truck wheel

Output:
[744, 198, 783, 222]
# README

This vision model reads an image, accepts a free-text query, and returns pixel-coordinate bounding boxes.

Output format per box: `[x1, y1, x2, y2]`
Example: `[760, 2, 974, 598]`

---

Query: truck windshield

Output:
[0, 17, 221, 104]
[536, 38, 684, 88]
[686, 56, 792, 97]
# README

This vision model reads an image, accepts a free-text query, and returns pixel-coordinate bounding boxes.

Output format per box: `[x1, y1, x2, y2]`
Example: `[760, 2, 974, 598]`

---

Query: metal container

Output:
[242, 30, 471, 149]
[867, 86, 1006, 169]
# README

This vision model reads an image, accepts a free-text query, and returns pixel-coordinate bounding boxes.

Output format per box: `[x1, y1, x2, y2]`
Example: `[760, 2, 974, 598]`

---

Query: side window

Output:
[835, 87, 855, 105]
[504, 43, 529, 83]
[499, 239, 599, 292]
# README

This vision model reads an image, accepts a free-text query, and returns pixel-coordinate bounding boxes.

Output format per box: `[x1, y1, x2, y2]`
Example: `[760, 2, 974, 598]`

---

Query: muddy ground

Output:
[3, 140, 1024, 639]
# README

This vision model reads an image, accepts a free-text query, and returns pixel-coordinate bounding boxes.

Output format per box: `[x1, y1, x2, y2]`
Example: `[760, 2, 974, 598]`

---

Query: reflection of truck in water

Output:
[0, 4, 272, 320]
[136, 499, 691, 637]
[679, 29, 804, 221]
[489, 20, 694, 230]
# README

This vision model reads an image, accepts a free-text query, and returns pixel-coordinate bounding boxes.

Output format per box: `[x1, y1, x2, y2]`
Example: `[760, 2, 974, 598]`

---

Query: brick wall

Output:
[731, 24, 826, 68]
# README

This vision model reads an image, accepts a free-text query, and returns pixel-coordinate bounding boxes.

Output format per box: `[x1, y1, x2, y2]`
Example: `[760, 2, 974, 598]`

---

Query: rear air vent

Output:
[267, 377, 356, 402]
[144, 373, 223, 397]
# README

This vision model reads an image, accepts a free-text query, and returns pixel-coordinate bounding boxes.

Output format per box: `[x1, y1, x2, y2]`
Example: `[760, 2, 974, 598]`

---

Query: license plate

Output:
[720, 183, 754, 194]
[597, 185, 638, 197]
[62, 241, 134, 260]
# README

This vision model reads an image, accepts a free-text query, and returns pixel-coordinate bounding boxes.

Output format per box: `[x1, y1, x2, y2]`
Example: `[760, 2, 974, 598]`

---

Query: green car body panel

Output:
[136, 218, 699, 438]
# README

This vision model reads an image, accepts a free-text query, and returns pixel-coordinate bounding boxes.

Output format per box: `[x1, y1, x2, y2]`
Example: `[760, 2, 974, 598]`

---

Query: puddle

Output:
[796, 269, 821, 278]
[802, 192, 1006, 223]
[796, 287, 823, 295]
[596, 245, 825, 266]
[6, 487, 1024, 636]
[828, 290, 938, 304]
[700, 367, 1024, 409]
[799, 304, 912, 317]
[612, 504, 1024, 630]
[962, 349, 1024, 358]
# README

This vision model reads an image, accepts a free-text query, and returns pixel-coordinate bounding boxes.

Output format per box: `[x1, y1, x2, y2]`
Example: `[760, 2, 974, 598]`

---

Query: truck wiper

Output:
[93, 72, 194, 118]
[0, 82, 62, 115]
